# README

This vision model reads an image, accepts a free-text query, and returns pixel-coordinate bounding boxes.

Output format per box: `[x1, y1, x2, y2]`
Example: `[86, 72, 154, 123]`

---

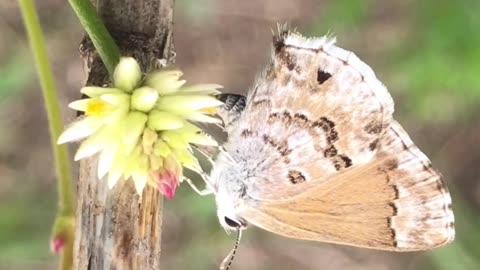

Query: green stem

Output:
[18, 0, 75, 269]
[68, 0, 121, 76]
[18, 0, 75, 217]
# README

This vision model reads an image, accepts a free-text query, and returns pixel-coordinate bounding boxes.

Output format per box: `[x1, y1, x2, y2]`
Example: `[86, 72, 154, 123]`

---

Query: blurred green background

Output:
[1, 0, 479, 269]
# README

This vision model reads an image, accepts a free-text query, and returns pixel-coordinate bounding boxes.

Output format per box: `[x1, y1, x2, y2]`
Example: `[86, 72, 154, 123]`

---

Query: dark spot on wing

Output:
[293, 113, 309, 123]
[388, 202, 398, 215]
[313, 117, 335, 131]
[263, 134, 275, 146]
[339, 155, 352, 168]
[364, 120, 383, 135]
[392, 185, 400, 200]
[333, 161, 341, 171]
[369, 139, 379, 151]
[384, 158, 399, 171]
[282, 111, 292, 122]
[317, 69, 332, 84]
[288, 170, 306, 184]
[386, 217, 399, 247]
[327, 130, 339, 144]
[422, 162, 433, 171]
[268, 111, 292, 123]
[312, 117, 337, 143]
[333, 155, 353, 171]
[287, 54, 296, 71]
[263, 134, 292, 162]
[324, 145, 337, 157]
[241, 129, 253, 138]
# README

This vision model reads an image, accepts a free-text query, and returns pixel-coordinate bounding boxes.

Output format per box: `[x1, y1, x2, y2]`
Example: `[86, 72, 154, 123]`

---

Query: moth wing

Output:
[216, 93, 246, 134]
[240, 121, 455, 251]
[230, 29, 394, 198]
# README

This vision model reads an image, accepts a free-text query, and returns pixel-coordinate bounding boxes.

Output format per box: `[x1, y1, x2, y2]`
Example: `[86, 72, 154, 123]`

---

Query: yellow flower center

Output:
[200, 107, 217, 115]
[86, 100, 108, 116]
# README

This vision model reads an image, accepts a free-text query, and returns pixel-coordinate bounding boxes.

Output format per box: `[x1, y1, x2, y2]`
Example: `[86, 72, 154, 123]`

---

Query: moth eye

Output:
[224, 217, 241, 228]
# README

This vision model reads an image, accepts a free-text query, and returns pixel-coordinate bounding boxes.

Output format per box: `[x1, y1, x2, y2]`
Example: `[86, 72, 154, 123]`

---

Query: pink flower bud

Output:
[51, 235, 65, 253]
[153, 169, 179, 199]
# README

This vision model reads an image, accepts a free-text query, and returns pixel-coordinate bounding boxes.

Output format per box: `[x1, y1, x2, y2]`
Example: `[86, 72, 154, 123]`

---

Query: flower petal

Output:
[132, 171, 148, 195]
[80, 87, 122, 98]
[144, 70, 184, 94]
[68, 99, 91, 111]
[174, 122, 217, 146]
[113, 57, 142, 92]
[100, 107, 129, 125]
[179, 111, 222, 124]
[57, 116, 103, 144]
[181, 132, 218, 146]
[107, 170, 122, 189]
[174, 148, 201, 171]
[160, 131, 188, 149]
[149, 154, 163, 171]
[178, 84, 223, 95]
[123, 111, 148, 144]
[74, 125, 112, 160]
[153, 139, 171, 157]
[107, 142, 129, 188]
[156, 95, 224, 112]
[122, 145, 142, 179]
[100, 92, 130, 107]
[164, 154, 183, 177]
[142, 128, 158, 155]
[147, 110, 184, 131]
[98, 142, 118, 179]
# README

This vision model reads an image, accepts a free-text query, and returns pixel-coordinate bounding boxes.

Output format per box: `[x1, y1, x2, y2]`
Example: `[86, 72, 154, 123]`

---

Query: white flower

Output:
[58, 57, 222, 197]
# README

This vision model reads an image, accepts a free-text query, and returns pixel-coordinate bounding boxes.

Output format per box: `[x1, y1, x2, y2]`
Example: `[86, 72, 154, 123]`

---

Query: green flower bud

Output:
[113, 57, 142, 92]
[131, 86, 158, 112]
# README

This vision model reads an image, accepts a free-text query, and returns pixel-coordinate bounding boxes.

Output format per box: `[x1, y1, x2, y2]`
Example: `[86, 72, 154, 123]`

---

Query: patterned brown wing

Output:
[230, 29, 394, 200]
[239, 121, 454, 251]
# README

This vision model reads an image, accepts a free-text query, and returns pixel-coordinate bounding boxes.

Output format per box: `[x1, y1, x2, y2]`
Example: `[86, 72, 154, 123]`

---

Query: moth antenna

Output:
[220, 229, 242, 270]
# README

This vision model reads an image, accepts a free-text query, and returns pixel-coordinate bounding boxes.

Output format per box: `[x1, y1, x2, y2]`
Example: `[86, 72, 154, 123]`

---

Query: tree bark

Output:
[73, 1, 174, 269]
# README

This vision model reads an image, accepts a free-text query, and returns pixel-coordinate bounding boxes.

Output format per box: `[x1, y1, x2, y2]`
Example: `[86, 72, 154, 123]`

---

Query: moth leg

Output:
[192, 146, 215, 168]
[184, 177, 214, 196]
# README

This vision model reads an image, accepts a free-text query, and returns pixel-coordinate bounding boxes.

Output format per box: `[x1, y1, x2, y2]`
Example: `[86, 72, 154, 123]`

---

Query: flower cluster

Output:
[58, 57, 222, 198]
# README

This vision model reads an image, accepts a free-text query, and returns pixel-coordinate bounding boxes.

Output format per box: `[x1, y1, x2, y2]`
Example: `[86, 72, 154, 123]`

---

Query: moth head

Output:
[210, 151, 249, 231]
[214, 178, 248, 231]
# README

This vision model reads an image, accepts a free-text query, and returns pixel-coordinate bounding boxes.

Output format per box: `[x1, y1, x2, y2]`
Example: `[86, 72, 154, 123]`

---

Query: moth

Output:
[195, 28, 455, 254]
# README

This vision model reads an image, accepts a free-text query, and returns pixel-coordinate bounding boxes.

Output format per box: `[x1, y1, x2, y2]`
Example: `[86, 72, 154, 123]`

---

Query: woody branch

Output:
[73, 0, 174, 269]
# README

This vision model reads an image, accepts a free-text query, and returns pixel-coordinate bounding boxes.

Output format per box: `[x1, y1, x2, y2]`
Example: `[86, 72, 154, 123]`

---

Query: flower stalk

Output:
[18, 0, 75, 269]
[68, 0, 121, 76]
